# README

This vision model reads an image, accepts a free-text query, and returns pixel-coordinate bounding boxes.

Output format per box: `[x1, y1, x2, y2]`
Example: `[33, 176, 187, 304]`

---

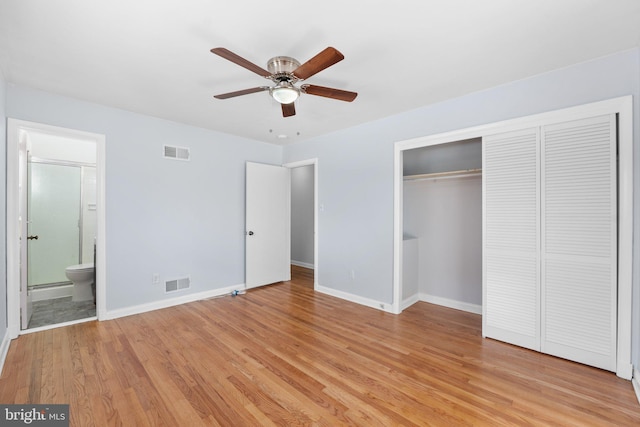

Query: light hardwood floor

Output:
[1, 265, 639, 426]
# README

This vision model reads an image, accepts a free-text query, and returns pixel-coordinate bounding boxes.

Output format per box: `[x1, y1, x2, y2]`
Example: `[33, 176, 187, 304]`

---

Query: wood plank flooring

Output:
[1, 265, 639, 426]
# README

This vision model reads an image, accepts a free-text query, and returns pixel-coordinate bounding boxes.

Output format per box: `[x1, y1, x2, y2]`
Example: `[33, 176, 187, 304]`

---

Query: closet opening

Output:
[392, 96, 632, 379]
[400, 138, 482, 313]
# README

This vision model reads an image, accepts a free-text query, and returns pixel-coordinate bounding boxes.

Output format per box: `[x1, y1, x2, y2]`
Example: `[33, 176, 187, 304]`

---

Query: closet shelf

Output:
[403, 168, 482, 182]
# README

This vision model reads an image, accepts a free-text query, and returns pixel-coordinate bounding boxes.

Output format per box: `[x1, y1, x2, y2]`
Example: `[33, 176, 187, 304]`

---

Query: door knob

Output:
[248, 231, 254, 236]
[27, 235, 39, 240]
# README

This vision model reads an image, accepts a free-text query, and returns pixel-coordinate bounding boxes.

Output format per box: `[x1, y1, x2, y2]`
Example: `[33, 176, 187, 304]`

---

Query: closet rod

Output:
[403, 168, 482, 182]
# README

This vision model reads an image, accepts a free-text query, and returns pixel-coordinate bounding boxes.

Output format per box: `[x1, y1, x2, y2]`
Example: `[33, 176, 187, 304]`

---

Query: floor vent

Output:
[165, 277, 190, 293]
[163, 145, 190, 161]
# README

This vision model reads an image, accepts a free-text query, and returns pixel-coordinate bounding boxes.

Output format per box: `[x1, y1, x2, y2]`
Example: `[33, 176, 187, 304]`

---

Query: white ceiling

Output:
[1, 1, 639, 145]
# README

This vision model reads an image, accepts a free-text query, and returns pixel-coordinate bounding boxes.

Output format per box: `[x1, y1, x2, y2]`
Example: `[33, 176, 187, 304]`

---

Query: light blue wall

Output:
[403, 176, 482, 306]
[3, 49, 639, 370]
[0, 71, 7, 341]
[283, 48, 640, 364]
[286, 131, 395, 301]
[6, 84, 282, 311]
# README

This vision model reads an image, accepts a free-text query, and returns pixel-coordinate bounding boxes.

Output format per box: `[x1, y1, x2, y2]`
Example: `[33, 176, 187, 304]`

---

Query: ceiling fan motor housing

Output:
[267, 56, 301, 82]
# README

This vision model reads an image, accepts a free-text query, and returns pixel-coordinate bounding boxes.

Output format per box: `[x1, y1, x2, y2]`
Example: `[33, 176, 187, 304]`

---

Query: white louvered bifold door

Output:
[483, 128, 540, 351]
[541, 114, 617, 371]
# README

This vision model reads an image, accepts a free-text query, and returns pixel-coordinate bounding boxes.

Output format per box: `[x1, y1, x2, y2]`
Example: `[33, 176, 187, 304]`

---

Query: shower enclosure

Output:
[27, 158, 96, 295]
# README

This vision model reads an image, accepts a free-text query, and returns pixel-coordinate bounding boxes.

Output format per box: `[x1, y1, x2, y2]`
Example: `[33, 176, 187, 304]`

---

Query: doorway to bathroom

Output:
[27, 148, 97, 329]
[6, 119, 106, 335]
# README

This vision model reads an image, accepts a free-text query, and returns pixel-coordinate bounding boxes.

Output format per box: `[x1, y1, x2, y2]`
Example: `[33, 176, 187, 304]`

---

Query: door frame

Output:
[7, 119, 107, 337]
[284, 158, 318, 288]
[393, 96, 633, 379]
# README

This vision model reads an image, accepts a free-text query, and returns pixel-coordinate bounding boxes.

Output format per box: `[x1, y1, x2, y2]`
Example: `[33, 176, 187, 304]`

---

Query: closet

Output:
[395, 96, 631, 377]
[402, 139, 483, 312]
[483, 114, 617, 372]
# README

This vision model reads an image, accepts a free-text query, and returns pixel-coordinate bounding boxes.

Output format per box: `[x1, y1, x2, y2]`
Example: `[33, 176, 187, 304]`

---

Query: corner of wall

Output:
[633, 367, 640, 405]
[0, 68, 8, 376]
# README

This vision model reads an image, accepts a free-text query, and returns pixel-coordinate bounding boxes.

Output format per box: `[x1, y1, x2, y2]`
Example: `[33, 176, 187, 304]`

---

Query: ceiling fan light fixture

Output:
[270, 82, 300, 104]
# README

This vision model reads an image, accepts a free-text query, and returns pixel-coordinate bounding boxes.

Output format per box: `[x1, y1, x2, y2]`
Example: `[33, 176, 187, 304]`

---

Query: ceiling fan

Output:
[210, 46, 358, 117]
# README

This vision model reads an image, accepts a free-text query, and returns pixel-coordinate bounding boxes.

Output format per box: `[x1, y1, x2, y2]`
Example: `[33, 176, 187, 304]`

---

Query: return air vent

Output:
[163, 145, 190, 161]
[165, 277, 190, 293]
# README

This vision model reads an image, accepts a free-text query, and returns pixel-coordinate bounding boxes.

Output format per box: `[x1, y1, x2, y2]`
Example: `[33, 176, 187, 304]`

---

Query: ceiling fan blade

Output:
[301, 84, 357, 102]
[214, 86, 269, 99]
[211, 48, 271, 77]
[293, 47, 344, 80]
[281, 102, 296, 117]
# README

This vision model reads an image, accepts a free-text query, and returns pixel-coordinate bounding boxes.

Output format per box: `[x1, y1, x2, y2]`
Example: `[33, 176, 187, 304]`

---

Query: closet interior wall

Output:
[402, 138, 482, 313]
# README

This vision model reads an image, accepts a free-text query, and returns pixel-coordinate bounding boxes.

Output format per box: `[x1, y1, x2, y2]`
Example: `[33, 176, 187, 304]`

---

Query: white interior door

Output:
[245, 162, 291, 289]
[483, 127, 540, 351]
[483, 115, 618, 372]
[19, 145, 31, 329]
[541, 114, 617, 371]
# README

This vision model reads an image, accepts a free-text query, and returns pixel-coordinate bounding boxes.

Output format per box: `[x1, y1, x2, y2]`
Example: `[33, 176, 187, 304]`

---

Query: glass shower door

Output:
[28, 162, 81, 287]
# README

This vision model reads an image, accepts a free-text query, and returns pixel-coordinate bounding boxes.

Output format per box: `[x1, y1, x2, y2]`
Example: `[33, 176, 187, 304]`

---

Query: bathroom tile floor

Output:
[28, 297, 96, 329]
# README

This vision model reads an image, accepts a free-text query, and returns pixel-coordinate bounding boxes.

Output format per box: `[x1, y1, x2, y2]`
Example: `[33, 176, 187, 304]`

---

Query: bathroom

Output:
[25, 130, 97, 329]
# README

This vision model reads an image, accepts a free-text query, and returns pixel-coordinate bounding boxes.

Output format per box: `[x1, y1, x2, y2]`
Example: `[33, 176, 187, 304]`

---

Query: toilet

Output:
[65, 263, 95, 302]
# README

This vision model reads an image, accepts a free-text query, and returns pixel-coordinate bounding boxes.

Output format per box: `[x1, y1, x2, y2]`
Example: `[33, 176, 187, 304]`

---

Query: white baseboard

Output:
[30, 284, 73, 302]
[313, 287, 480, 316]
[103, 283, 245, 320]
[291, 260, 314, 269]
[0, 328, 12, 377]
[419, 293, 482, 315]
[316, 285, 394, 313]
[633, 368, 640, 405]
[617, 361, 634, 380]
[401, 294, 420, 311]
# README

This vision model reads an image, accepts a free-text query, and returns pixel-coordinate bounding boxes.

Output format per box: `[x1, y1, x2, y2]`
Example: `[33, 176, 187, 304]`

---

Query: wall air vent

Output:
[165, 276, 191, 293]
[163, 145, 190, 161]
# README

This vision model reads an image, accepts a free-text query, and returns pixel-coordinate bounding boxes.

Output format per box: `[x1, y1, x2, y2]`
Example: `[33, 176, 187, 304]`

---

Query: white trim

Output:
[401, 294, 420, 311]
[284, 158, 319, 288]
[6, 119, 107, 337]
[316, 285, 394, 313]
[30, 284, 73, 301]
[392, 145, 403, 314]
[419, 293, 482, 315]
[633, 368, 640, 405]
[283, 159, 317, 168]
[393, 96, 633, 379]
[103, 283, 245, 320]
[0, 329, 12, 376]
[96, 128, 107, 320]
[616, 97, 634, 380]
[7, 119, 20, 338]
[291, 260, 314, 270]
[20, 316, 97, 335]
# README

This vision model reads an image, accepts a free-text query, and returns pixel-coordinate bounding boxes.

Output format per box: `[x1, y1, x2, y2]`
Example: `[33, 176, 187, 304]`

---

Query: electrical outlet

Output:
[152, 273, 160, 284]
